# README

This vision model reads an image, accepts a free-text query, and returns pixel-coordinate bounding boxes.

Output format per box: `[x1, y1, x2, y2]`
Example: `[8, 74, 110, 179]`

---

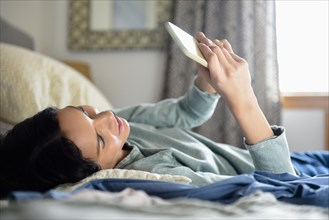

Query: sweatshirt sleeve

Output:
[114, 84, 220, 129]
[244, 126, 297, 175]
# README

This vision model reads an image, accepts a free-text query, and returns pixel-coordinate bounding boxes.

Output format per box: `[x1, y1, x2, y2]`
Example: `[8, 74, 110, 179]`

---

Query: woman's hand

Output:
[196, 32, 254, 110]
[196, 32, 274, 145]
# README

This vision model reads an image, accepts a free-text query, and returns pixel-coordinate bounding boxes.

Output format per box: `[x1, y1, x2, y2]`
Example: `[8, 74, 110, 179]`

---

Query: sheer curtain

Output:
[163, 0, 281, 148]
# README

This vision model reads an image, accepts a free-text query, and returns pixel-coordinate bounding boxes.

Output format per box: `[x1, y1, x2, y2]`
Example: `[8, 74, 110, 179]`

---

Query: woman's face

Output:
[57, 105, 130, 169]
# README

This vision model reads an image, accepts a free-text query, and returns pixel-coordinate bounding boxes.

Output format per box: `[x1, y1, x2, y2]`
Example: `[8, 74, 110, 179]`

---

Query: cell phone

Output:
[165, 21, 208, 68]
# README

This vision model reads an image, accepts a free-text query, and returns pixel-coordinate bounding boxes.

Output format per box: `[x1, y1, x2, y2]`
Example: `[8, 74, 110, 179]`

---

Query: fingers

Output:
[196, 32, 236, 64]
[196, 33, 226, 63]
[197, 33, 245, 78]
[230, 52, 246, 63]
[196, 32, 233, 53]
[196, 32, 213, 46]
[214, 39, 233, 53]
[209, 45, 230, 66]
[198, 43, 223, 77]
[199, 41, 234, 71]
[212, 39, 237, 64]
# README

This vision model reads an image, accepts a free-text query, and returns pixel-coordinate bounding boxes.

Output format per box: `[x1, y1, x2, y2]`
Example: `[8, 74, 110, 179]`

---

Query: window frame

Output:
[281, 92, 329, 150]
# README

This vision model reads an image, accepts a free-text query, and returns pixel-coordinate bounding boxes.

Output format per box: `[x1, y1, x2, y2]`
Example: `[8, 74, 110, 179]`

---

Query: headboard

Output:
[0, 17, 34, 50]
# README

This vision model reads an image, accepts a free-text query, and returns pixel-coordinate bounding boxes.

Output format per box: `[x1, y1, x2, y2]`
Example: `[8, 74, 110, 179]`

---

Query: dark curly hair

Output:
[0, 107, 101, 198]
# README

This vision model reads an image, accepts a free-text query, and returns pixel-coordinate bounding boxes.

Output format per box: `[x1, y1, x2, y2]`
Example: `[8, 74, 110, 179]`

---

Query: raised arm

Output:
[114, 84, 219, 129]
[196, 32, 274, 145]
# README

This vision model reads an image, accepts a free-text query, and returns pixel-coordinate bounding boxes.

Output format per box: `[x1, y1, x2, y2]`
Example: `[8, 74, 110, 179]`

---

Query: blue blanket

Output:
[10, 151, 329, 208]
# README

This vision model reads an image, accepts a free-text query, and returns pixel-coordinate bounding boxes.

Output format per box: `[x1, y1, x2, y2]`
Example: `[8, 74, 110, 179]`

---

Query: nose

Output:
[93, 111, 115, 127]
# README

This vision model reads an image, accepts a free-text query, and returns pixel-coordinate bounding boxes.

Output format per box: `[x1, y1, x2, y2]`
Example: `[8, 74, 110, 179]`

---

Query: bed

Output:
[0, 18, 328, 219]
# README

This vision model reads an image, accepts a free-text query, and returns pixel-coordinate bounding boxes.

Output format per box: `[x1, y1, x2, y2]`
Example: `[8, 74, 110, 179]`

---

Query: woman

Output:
[0, 33, 296, 197]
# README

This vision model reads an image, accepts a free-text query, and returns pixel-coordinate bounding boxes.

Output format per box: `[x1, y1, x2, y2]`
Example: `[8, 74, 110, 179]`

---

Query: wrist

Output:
[194, 74, 217, 94]
[226, 90, 274, 145]
[226, 88, 258, 116]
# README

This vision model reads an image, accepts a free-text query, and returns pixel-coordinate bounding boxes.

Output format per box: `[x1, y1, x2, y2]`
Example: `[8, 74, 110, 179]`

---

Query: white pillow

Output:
[0, 43, 112, 124]
[55, 169, 192, 192]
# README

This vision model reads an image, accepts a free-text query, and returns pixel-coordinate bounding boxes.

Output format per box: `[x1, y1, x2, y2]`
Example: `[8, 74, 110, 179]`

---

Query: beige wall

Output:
[282, 110, 326, 152]
[0, 0, 166, 108]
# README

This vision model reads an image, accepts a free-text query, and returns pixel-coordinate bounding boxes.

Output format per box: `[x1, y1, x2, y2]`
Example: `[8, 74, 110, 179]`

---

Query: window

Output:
[276, 0, 328, 93]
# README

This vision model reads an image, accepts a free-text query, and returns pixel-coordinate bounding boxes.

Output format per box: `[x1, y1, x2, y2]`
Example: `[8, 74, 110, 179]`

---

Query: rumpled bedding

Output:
[3, 189, 328, 219]
[10, 171, 329, 208]
[9, 151, 329, 208]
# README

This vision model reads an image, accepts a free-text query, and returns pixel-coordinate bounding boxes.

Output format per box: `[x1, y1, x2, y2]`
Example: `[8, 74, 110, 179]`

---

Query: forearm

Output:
[227, 90, 274, 145]
[114, 84, 219, 128]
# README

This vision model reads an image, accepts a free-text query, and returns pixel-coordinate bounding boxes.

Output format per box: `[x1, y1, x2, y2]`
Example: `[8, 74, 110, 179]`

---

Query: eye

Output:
[97, 134, 105, 149]
[79, 107, 89, 117]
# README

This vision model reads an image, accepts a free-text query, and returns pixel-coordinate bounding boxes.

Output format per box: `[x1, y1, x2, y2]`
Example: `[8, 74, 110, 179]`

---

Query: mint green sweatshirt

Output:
[114, 85, 296, 186]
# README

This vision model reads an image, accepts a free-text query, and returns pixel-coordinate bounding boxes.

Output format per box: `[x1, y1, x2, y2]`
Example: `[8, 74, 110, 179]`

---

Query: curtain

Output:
[163, 0, 281, 148]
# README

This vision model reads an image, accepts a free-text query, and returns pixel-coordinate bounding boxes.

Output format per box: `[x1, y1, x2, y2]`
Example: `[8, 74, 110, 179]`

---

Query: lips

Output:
[114, 115, 123, 134]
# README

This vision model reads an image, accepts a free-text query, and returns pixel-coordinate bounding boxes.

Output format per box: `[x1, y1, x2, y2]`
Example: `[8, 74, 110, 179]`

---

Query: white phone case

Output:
[165, 22, 208, 68]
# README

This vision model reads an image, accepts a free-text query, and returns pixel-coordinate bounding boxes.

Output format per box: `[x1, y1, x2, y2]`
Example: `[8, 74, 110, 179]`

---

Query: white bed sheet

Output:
[2, 188, 327, 219]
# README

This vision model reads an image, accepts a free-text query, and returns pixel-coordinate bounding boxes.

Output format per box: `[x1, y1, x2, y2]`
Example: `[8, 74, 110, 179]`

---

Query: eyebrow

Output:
[67, 106, 100, 157]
